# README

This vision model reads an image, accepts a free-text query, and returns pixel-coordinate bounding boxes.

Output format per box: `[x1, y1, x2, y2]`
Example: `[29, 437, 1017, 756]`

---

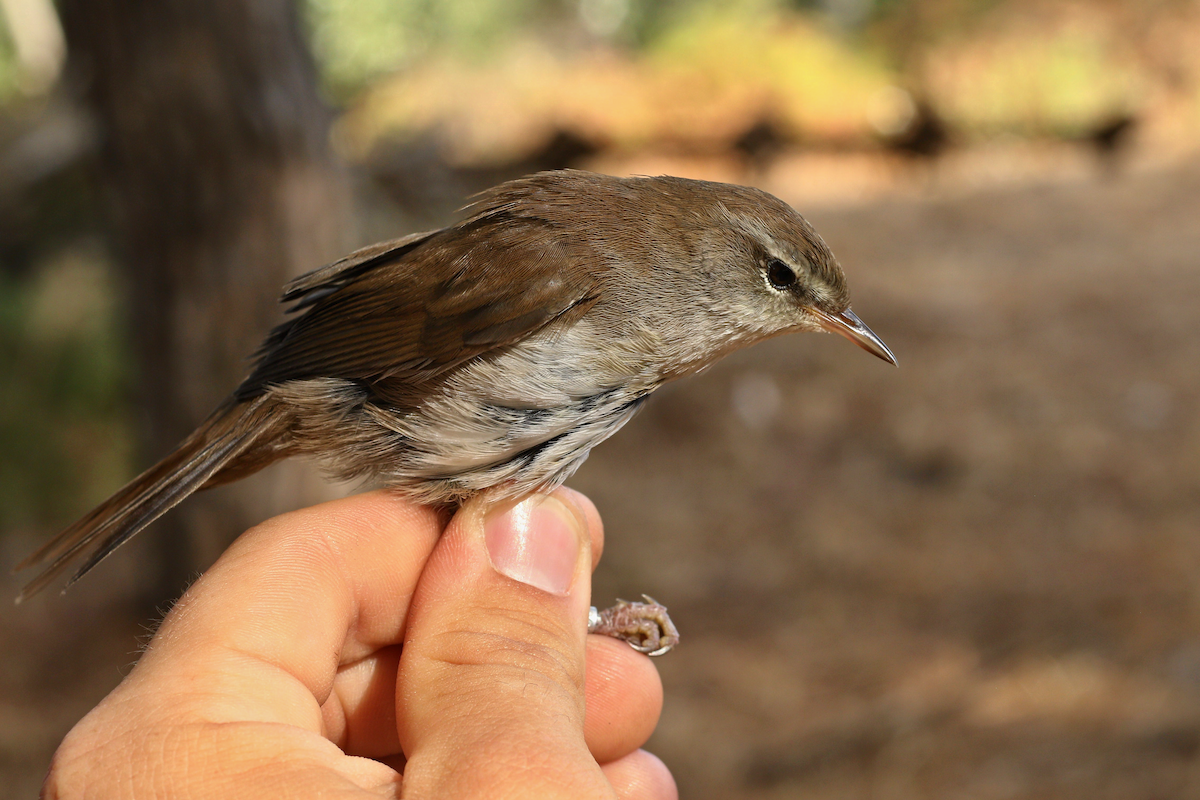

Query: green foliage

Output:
[644, 2, 891, 133]
[302, 0, 567, 98]
[297, 0, 1029, 102]
[0, 253, 132, 536]
[301, 0, 848, 96]
[932, 23, 1140, 137]
[0, 10, 24, 102]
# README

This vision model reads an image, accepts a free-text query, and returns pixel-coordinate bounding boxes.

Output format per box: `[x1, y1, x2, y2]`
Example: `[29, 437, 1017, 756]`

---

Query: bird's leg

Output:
[588, 595, 679, 656]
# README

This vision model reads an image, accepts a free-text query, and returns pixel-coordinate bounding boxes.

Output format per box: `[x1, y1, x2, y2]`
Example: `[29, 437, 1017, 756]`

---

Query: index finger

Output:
[124, 490, 444, 733]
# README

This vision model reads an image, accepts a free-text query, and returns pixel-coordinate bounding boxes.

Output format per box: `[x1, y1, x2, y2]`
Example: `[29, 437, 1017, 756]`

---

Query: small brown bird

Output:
[16, 170, 894, 606]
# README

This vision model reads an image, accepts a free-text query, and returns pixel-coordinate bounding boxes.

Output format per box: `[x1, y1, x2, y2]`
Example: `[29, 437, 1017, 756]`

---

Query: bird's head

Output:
[681, 178, 897, 365]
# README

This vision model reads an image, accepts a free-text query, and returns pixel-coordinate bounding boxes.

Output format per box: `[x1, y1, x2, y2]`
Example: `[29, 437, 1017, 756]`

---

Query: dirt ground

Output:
[4, 146, 1200, 797]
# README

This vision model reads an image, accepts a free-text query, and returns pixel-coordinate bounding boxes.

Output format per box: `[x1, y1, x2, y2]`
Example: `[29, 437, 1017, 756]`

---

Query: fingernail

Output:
[484, 496, 580, 595]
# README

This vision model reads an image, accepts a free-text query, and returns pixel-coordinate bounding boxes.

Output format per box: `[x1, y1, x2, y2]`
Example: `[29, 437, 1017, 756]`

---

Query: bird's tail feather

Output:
[14, 394, 283, 602]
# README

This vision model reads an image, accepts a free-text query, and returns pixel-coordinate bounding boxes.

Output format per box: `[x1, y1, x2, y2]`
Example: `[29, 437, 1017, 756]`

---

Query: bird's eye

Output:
[766, 258, 797, 290]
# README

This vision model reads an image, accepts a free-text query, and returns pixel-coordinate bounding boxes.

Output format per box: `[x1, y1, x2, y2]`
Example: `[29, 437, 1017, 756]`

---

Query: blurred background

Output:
[2, 0, 1199, 796]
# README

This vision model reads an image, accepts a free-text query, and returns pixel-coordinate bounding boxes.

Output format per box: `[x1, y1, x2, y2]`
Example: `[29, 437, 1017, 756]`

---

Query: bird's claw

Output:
[588, 594, 679, 656]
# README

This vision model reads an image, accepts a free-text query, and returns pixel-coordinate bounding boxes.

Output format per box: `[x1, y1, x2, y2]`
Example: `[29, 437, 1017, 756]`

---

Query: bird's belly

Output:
[282, 323, 661, 503]
[367, 384, 650, 503]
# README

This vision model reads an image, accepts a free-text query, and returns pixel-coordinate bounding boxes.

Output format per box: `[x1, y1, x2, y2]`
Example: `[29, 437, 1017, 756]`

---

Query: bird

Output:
[15, 169, 895, 604]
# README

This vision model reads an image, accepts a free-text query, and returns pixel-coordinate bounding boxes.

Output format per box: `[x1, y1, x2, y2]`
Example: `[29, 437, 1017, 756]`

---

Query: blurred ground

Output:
[577, 150, 1200, 799]
[4, 144, 1200, 797]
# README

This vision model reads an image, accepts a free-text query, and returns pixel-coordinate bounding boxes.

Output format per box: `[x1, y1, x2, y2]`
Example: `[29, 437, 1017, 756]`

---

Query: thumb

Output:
[396, 490, 610, 799]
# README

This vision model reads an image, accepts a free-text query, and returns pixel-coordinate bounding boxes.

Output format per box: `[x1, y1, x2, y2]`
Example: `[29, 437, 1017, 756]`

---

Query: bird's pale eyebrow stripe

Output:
[718, 208, 806, 263]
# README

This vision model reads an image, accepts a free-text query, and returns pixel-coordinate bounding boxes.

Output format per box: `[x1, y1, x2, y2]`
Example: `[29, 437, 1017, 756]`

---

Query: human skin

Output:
[40, 488, 676, 799]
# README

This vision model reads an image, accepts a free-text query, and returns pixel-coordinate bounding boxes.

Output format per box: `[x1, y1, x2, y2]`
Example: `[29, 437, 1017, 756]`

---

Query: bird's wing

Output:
[280, 229, 442, 310]
[235, 213, 602, 403]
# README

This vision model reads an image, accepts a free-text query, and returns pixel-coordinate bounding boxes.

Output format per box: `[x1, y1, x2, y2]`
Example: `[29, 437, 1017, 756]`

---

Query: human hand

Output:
[42, 489, 675, 799]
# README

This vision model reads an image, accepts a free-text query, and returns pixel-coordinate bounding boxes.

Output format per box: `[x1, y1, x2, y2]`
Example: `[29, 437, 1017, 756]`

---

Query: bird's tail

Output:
[14, 394, 286, 602]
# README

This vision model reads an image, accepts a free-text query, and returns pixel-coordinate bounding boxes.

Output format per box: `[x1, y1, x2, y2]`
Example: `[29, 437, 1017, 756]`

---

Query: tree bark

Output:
[57, 0, 353, 601]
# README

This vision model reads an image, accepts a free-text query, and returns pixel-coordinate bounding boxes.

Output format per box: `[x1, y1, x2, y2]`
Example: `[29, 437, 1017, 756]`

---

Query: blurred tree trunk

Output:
[57, 0, 353, 602]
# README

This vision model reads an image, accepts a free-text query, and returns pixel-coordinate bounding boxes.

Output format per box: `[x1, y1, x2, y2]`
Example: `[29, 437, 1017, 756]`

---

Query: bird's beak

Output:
[809, 307, 897, 365]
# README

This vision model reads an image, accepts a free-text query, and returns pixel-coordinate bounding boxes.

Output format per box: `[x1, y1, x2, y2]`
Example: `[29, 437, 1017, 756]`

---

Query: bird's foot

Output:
[588, 595, 679, 656]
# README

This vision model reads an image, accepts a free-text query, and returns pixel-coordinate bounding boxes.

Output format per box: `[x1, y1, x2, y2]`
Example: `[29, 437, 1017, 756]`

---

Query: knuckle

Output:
[429, 607, 585, 694]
